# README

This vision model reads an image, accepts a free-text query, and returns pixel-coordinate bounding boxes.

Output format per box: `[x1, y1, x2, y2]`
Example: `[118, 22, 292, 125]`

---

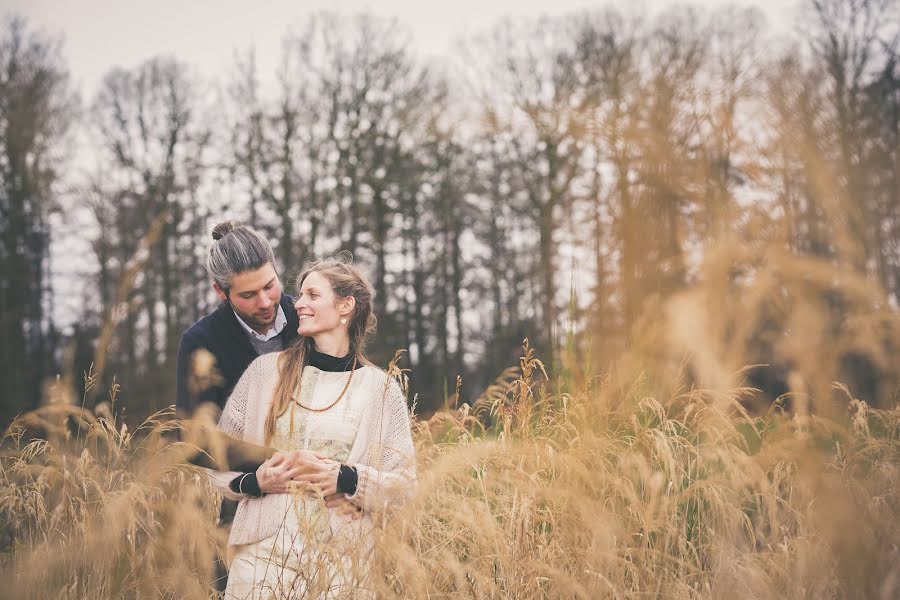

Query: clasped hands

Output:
[256, 449, 361, 519]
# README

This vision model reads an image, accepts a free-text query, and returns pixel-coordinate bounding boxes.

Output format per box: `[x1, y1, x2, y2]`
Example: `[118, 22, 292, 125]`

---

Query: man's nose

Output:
[258, 292, 272, 307]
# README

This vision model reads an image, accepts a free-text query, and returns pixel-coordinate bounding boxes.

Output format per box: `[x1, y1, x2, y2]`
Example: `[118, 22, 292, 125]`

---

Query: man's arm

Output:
[177, 329, 229, 416]
[176, 332, 201, 416]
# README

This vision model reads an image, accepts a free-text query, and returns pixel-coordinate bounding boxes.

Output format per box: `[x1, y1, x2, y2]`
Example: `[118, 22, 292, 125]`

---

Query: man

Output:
[176, 220, 299, 415]
[175, 220, 299, 594]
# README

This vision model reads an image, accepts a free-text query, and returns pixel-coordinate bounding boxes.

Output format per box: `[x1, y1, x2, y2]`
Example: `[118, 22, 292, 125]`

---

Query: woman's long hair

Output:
[264, 253, 377, 443]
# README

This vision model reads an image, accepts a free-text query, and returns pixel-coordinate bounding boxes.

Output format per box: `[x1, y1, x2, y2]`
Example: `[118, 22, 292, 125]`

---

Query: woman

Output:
[211, 255, 416, 599]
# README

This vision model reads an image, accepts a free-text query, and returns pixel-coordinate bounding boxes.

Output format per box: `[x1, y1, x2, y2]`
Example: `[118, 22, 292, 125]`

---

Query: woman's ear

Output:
[339, 295, 356, 317]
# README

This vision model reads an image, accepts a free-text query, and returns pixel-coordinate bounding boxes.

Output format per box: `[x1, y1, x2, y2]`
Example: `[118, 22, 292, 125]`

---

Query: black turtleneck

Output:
[228, 349, 359, 498]
[308, 348, 355, 372]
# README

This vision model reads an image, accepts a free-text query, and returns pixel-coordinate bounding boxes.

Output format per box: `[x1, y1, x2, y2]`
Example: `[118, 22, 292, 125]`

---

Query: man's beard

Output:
[234, 305, 276, 330]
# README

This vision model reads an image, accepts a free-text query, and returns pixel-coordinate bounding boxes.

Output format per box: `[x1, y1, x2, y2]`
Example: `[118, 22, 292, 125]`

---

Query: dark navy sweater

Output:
[175, 293, 299, 414]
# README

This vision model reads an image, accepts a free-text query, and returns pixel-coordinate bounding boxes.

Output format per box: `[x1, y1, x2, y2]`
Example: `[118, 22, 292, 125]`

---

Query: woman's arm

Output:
[345, 376, 417, 513]
[282, 374, 416, 512]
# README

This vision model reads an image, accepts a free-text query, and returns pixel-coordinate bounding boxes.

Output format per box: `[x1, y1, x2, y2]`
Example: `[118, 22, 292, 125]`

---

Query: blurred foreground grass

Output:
[1, 339, 897, 599]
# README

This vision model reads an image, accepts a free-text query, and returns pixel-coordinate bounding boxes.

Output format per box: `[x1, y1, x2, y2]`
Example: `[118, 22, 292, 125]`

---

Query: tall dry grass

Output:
[2, 350, 897, 598]
[1, 406, 221, 597]
[373, 352, 899, 599]
[2, 240, 899, 599]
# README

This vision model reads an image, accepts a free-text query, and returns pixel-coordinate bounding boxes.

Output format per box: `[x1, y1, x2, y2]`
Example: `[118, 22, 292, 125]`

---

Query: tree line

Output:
[1, 0, 898, 426]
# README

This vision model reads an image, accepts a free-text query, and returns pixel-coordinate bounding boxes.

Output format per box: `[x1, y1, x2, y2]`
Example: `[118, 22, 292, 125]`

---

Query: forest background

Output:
[1, 0, 899, 427]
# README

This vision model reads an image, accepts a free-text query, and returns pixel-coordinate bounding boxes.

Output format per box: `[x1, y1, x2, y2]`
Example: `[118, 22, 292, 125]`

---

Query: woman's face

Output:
[294, 271, 347, 338]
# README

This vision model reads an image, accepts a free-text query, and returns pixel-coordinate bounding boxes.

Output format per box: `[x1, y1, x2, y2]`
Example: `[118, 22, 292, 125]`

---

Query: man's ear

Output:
[339, 295, 356, 316]
[213, 283, 229, 303]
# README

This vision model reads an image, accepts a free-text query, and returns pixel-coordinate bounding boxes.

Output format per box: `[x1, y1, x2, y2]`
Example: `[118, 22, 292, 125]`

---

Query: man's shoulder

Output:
[180, 303, 232, 346]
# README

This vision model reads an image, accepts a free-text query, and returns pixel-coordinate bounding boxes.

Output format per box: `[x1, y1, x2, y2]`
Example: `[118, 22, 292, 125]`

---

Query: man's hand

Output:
[256, 450, 330, 494]
[291, 457, 341, 497]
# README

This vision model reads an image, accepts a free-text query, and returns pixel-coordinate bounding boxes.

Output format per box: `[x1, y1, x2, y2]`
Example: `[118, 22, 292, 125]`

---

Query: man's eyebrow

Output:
[239, 277, 276, 295]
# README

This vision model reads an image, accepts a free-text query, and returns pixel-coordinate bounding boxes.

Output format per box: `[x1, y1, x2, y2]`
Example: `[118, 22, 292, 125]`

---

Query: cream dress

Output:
[225, 364, 376, 600]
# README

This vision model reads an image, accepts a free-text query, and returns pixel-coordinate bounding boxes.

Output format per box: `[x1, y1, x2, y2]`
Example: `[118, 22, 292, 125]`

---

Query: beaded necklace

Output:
[291, 356, 358, 413]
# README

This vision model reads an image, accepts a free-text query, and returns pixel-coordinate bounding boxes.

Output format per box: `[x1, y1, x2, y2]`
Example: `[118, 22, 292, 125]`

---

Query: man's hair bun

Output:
[212, 221, 237, 241]
[206, 221, 274, 290]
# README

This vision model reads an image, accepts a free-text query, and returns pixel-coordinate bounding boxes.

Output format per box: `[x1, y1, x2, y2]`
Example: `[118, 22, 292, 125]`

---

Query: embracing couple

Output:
[175, 221, 415, 599]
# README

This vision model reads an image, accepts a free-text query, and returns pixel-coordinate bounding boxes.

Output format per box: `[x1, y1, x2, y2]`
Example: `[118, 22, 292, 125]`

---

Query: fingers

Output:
[284, 472, 333, 492]
[325, 496, 350, 509]
[257, 455, 302, 493]
[281, 465, 315, 481]
[272, 453, 323, 477]
[258, 480, 362, 519]
[280, 462, 331, 483]
[265, 464, 294, 482]
[258, 451, 345, 496]
[277, 449, 331, 471]
[292, 472, 324, 484]
[264, 452, 286, 468]
[330, 499, 363, 520]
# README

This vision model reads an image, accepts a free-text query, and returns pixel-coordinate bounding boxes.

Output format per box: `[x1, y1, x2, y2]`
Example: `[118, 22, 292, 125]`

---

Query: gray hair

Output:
[205, 221, 275, 293]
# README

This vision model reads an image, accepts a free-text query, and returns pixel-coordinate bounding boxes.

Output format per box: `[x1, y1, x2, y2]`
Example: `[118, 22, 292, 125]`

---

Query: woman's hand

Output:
[256, 450, 329, 494]
[324, 492, 363, 520]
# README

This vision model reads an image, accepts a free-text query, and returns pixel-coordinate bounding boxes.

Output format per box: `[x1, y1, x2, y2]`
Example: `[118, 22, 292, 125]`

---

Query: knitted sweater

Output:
[209, 351, 416, 547]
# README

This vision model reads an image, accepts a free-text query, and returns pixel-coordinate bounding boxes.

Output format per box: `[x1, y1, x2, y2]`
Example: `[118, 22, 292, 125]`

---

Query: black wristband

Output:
[337, 464, 358, 495]
[229, 472, 263, 497]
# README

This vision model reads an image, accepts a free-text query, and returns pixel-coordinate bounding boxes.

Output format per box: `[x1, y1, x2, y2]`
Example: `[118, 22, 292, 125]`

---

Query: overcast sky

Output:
[8, 0, 798, 97]
[6, 0, 801, 330]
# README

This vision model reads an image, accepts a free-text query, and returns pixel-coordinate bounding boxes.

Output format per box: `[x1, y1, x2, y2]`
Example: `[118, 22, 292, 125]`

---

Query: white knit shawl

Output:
[209, 351, 416, 547]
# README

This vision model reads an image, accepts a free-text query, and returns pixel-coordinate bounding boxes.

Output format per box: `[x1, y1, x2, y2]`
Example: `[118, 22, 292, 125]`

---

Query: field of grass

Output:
[1, 334, 898, 599]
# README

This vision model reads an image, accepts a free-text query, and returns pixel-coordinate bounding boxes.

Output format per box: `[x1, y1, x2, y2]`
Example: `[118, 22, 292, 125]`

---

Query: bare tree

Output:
[0, 16, 74, 424]
[633, 8, 708, 295]
[807, 0, 900, 278]
[226, 49, 266, 229]
[466, 16, 592, 361]
[575, 9, 642, 334]
[699, 6, 765, 237]
[89, 56, 209, 408]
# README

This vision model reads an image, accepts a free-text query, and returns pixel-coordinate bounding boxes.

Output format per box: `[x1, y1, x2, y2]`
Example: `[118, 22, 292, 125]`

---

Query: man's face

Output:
[214, 263, 282, 335]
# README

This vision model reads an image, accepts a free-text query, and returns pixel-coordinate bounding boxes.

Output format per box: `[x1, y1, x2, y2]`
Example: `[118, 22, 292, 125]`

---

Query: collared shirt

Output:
[233, 304, 287, 342]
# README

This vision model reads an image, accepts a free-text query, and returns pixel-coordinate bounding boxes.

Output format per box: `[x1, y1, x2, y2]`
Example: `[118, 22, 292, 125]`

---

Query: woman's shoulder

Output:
[248, 351, 282, 376]
[357, 363, 388, 381]
[356, 364, 405, 396]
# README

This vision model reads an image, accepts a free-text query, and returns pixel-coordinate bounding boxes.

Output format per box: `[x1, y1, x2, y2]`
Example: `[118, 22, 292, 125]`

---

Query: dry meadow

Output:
[2, 241, 899, 599]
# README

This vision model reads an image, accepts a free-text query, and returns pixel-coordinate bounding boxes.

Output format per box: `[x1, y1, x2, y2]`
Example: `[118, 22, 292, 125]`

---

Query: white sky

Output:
[7, 0, 798, 98]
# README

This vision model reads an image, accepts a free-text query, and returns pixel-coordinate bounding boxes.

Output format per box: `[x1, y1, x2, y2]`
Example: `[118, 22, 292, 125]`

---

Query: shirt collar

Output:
[233, 303, 287, 342]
